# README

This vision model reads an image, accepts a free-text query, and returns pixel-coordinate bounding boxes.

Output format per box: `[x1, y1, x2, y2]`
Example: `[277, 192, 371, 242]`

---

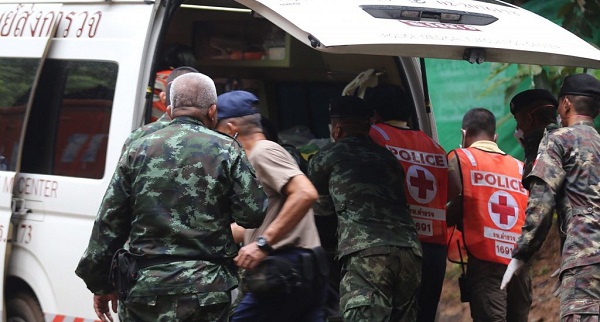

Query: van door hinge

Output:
[463, 48, 486, 64]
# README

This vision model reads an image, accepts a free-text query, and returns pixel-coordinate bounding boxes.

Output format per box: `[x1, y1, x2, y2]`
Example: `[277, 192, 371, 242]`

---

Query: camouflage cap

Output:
[329, 95, 373, 119]
[559, 74, 600, 98]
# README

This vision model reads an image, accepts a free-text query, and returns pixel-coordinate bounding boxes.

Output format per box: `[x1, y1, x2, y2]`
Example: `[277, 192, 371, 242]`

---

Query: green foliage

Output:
[63, 61, 119, 96]
[0, 59, 39, 107]
[0, 59, 118, 107]
[490, 0, 600, 98]
[560, 0, 600, 46]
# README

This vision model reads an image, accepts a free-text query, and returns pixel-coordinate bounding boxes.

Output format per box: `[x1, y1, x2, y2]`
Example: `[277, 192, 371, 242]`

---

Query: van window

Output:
[0, 58, 40, 172]
[21, 60, 118, 179]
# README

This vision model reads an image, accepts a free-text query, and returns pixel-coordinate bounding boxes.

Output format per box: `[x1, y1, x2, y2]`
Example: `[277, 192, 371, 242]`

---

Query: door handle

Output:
[11, 198, 31, 216]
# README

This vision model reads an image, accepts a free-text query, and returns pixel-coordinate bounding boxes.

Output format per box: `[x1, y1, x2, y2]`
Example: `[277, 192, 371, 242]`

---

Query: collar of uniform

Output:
[383, 120, 410, 129]
[156, 112, 172, 123]
[469, 140, 505, 155]
[171, 115, 206, 127]
[573, 120, 596, 127]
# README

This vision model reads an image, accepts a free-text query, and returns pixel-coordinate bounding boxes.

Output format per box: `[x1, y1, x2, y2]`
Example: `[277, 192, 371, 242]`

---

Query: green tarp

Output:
[425, 59, 524, 158]
[424, 0, 599, 160]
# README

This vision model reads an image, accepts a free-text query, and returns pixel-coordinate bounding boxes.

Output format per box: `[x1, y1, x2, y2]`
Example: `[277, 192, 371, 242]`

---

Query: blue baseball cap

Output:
[217, 90, 260, 121]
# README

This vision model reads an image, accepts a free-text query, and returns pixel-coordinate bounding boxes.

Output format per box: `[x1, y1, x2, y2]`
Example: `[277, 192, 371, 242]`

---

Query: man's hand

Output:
[500, 258, 524, 290]
[234, 242, 268, 270]
[94, 293, 118, 322]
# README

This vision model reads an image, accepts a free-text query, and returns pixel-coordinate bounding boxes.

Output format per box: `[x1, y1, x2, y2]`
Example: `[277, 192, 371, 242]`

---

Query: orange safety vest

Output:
[370, 124, 449, 245]
[454, 147, 528, 265]
[152, 69, 172, 121]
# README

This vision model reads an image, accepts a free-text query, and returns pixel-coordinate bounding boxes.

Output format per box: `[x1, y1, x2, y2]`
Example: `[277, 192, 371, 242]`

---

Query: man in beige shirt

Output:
[216, 90, 327, 322]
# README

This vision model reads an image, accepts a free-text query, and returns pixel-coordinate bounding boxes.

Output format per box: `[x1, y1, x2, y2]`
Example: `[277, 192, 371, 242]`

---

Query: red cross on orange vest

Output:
[491, 195, 514, 225]
[409, 169, 434, 199]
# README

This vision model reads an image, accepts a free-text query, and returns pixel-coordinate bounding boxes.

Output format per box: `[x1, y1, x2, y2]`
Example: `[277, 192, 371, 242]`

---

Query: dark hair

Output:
[260, 116, 279, 142]
[167, 66, 199, 83]
[567, 95, 600, 118]
[163, 44, 196, 69]
[364, 84, 412, 121]
[165, 66, 199, 106]
[462, 108, 496, 137]
[329, 95, 373, 120]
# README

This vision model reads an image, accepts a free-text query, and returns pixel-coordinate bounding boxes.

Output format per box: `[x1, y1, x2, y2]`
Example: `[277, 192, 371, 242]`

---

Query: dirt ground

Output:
[437, 219, 562, 322]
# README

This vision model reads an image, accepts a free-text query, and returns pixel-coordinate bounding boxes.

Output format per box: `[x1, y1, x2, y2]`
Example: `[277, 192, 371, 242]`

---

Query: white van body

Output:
[0, 0, 598, 320]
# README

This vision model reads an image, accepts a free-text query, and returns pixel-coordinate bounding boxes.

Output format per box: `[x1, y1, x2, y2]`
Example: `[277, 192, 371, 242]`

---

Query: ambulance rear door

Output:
[236, 0, 600, 68]
[0, 3, 60, 320]
[235, 0, 600, 143]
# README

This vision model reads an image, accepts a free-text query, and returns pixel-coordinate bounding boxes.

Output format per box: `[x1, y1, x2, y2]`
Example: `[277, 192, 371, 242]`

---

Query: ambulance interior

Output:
[157, 0, 422, 158]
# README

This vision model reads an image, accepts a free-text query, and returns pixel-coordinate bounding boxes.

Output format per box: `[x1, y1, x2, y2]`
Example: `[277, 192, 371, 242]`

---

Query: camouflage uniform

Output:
[75, 116, 267, 321]
[513, 121, 600, 321]
[121, 113, 171, 151]
[308, 135, 422, 322]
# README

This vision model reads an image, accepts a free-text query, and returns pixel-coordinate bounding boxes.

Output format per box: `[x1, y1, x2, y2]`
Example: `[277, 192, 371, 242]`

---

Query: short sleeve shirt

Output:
[245, 140, 321, 249]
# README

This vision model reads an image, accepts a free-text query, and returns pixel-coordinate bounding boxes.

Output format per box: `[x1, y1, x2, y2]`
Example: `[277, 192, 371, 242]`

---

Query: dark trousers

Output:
[416, 243, 447, 322]
[231, 247, 328, 322]
[467, 257, 532, 322]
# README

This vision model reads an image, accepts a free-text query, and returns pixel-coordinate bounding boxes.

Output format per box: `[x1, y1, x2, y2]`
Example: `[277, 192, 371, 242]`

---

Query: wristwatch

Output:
[256, 236, 274, 254]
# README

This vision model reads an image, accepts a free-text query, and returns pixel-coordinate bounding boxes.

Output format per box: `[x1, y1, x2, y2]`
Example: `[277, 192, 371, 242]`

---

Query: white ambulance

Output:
[0, 0, 598, 320]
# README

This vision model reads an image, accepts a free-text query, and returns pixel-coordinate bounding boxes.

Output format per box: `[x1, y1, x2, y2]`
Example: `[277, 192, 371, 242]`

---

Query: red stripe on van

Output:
[52, 315, 65, 322]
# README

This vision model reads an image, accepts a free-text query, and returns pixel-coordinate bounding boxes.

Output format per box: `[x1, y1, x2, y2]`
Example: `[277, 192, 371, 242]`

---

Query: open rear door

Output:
[236, 0, 600, 68]
[0, 3, 59, 320]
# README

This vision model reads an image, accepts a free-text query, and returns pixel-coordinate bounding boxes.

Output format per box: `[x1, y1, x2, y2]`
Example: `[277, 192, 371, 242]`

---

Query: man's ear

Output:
[563, 97, 573, 114]
[208, 104, 217, 122]
[159, 91, 167, 105]
[526, 112, 534, 126]
[227, 122, 237, 136]
[332, 124, 343, 141]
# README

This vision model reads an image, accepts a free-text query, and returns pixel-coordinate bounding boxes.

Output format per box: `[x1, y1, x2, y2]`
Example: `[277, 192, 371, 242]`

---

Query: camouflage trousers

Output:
[118, 291, 231, 322]
[560, 264, 600, 322]
[339, 245, 421, 322]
